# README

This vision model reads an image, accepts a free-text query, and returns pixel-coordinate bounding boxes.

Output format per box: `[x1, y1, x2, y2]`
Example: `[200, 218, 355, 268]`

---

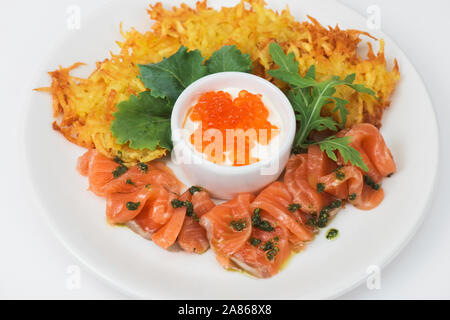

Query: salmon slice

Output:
[106, 187, 153, 224]
[132, 202, 165, 236]
[354, 184, 384, 210]
[76, 149, 94, 176]
[96, 163, 182, 196]
[130, 188, 186, 239]
[200, 193, 254, 265]
[192, 190, 216, 216]
[86, 150, 120, 197]
[178, 190, 215, 254]
[307, 145, 334, 186]
[152, 206, 186, 250]
[284, 154, 325, 213]
[318, 166, 364, 201]
[343, 123, 396, 182]
[132, 186, 172, 231]
[77, 149, 182, 197]
[230, 212, 291, 278]
[251, 182, 314, 243]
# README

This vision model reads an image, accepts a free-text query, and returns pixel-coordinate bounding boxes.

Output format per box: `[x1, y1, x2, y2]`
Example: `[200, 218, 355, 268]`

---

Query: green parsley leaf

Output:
[138, 46, 208, 101]
[315, 136, 369, 172]
[110, 91, 173, 151]
[205, 45, 252, 74]
[112, 45, 256, 152]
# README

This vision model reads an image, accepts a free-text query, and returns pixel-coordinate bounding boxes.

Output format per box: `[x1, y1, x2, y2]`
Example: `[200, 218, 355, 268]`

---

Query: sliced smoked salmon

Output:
[152, 206, 186, 250]
[106, 186, 153, 224]
[284, 154, 327, 213]
[76, 149, 94, 176]
[75, 121, 397, 278]
[343, 123, 396, 182]
[318, 166, 364, 201]
[200, 193, 254, 265]
[231, 211, 291, 278]
[251, 182, 314, 243]
[178, 190, 215, 254]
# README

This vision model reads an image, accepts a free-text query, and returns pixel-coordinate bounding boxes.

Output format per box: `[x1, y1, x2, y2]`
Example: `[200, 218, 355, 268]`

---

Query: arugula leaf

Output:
[331, 97, 350, 127]
[110, 91, 173, 151]
[138, 46, 208, 101]
[268, 42, 375, 170]
[206, 45, 252, 74]
[268, 43, 317, 88]
[315, 136, 369, 172]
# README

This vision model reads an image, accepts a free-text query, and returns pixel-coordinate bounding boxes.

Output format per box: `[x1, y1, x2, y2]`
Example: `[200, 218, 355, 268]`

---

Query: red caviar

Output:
[187, 90, 279, 166]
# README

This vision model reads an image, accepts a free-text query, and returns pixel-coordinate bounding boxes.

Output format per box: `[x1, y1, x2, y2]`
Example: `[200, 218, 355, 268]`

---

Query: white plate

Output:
[24, 0, 439, 299]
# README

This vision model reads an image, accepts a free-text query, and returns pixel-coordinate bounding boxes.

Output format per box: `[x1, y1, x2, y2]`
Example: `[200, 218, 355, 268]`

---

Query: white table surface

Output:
[1, 0, 449, 299]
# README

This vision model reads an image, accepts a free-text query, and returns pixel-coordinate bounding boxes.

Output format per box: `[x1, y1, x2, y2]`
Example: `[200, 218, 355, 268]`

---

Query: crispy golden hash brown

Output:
[36, 0, 399, 165]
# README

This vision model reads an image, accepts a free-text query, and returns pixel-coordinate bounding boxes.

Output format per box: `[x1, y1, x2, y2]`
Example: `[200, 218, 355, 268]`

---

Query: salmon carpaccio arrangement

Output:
[38, 1, 400, 278]
[77, 123, 395, 278]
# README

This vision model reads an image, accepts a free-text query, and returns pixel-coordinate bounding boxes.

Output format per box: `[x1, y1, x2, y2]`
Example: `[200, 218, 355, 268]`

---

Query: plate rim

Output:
[21, 0, 440, 299]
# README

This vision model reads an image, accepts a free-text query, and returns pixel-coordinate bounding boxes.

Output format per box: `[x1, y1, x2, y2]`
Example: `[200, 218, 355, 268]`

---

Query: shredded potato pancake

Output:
[37, 0, 399, 164]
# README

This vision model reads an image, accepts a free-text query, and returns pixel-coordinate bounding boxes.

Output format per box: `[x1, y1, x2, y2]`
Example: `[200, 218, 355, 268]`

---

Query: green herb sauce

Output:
[326, 228, 339, 240]
[230, 219, 247, 231]
[126, 201, 140, 211]
[364, 175, 380, 190]
[112, 165, 128, 178]
[317, 183, 325, 193]
[288, 203, 301, 212]
[137, 162, 148, 173]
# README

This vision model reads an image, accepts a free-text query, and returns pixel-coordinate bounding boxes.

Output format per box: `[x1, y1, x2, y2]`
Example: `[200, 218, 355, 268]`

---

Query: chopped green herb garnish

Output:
[114, 156, 124, 165]
[263, 240, 274, 251]
[336, 170, 345, 180]
[251, 209, 275, 232]
[126, 201, 140, 211]
[266, 249, 279, 261]
[349, 193, 357, 201]
[126, 179, 135, 186]
[326, 228, 339, 240]
[145, 184, 151, 188]
[185, 201, 199, 222]
[317, 210, 329, 228]
[328, 199, 342, 209]
[315, 200, 342, 228]
[250, 238, 261, 246]
[171, 199, 185, 208]
[137, 162, 148, 173]
[364, 175, 380, 190]
[230, 219, 247, 231]
[112, 165, 128, 178]
[306, 218, 317, 227]
[317, 183, 325, 194]
[288, 203, 301, 212]
[188, 186, 202, 195]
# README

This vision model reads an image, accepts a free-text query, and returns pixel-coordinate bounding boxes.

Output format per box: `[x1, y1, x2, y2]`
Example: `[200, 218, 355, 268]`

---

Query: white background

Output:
[1, 0, 449, 299]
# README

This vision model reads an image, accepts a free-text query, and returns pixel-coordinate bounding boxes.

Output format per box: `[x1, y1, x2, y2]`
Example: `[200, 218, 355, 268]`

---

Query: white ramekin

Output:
[171, 72, 296, 200]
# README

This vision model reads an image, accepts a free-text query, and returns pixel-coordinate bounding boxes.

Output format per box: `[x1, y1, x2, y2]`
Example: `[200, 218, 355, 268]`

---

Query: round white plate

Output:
[25, 0, 439, 299]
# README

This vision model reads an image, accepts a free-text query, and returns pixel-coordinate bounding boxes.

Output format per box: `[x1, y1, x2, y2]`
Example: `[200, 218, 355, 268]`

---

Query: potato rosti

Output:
[37, 0, 399, 164]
